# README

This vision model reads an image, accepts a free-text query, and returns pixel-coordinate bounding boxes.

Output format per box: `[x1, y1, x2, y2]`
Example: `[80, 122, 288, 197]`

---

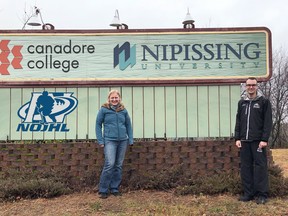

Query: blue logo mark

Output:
[113, 42, 136, 70]
[17, 91, 78, 132]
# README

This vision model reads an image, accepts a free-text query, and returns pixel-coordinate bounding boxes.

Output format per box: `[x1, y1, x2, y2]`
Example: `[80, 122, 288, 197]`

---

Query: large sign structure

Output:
[0, 27, 271, 86]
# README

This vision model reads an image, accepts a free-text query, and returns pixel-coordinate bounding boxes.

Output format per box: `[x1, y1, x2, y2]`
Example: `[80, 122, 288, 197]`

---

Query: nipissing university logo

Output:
[17, 91, 78, 132]
[0, 40, 23, 75]
[113, 42, 136, 70]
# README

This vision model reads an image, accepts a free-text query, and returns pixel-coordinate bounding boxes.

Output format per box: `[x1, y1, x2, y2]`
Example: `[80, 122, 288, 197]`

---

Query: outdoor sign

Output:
[17, 91, 78, 132]
[0, 27, 272, 86]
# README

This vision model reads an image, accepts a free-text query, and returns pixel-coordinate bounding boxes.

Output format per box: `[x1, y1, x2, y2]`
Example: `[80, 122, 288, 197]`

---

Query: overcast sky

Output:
[0, 0, 287, 50]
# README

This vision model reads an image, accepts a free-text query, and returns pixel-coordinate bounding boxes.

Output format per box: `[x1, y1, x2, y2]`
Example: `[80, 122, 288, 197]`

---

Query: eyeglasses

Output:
[246, 84, 257, 87]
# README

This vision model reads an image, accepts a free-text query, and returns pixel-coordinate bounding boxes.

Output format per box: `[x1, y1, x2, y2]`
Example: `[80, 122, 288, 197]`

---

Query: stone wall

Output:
[0, 140, 272, 177]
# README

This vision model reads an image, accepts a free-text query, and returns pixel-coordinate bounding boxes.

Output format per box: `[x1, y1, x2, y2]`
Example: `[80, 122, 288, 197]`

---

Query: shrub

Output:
[268, 164, 288, 197]
[174, 173, 242, 196]
[124, 164, 288, 197]
[0, 178, 70, 201]
[123, 165, 188, 190]
[0, 169, 72, 201]
[1, 163, 287, 202]
[123, 165, 242, 195]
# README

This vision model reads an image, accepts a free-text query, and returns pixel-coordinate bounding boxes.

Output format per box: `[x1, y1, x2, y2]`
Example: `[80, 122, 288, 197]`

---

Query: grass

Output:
[271, 148, 288, 178]
[1, 191, 287, 216]
[0, 149, 287, 216]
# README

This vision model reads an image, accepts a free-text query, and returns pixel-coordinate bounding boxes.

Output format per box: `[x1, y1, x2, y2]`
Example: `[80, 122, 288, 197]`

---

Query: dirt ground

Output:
[0, 149, 287, 216]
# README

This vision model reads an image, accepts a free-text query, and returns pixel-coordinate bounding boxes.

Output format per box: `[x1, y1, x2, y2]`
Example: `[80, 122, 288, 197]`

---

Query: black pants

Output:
[240, 141, 269, 198]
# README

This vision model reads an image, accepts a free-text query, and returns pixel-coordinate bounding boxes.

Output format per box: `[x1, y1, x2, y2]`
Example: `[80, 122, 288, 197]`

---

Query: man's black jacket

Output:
[234, 95, 272, 142]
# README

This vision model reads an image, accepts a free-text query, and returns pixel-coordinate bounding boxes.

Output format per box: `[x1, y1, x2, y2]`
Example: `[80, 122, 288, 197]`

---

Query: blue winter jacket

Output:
[96, 103, 133, 145]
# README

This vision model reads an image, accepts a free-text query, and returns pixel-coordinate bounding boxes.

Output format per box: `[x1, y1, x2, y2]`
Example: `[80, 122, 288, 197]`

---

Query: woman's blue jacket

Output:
[96, 103, 133, 145]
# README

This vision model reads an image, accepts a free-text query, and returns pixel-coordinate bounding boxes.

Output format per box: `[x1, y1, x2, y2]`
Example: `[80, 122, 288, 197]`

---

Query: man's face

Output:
[246, 79, 258, 97]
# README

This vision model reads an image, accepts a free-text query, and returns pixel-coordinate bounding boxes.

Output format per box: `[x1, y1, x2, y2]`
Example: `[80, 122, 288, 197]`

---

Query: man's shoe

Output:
[111, 192, 122, 196]
[238, 195, 254, 202]
[99, 193, 108, 199]
[256, 196, 267, 204]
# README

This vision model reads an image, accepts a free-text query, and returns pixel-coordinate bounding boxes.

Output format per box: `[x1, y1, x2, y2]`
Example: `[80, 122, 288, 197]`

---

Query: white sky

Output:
[0, 0, 287, 50]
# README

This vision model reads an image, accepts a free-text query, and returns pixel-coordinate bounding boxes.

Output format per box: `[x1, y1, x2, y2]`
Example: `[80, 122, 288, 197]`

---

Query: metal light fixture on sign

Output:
[27, 7, 43, 26]
[27, 16, 41, 26]
[183, 8, 195, 28]
[110, 9, 122, 27]
[110, 9, 128, 29]
[22, 6, 55, 30]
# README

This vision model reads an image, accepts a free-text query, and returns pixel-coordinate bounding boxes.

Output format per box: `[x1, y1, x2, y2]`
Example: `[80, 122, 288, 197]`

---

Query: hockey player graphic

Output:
[36, 91, 56, 124]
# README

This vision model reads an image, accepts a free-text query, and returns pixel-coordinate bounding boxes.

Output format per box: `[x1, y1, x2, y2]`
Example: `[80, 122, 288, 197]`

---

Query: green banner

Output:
[0, 28, 271, 85]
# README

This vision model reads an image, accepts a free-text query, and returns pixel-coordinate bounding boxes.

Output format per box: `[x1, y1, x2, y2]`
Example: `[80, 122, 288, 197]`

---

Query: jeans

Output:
[240, 141, 268, 198]
[99, 139, 128, 194]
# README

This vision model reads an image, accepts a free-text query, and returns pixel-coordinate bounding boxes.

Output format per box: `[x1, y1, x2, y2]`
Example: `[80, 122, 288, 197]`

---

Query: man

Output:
[234, 77, 272, 204]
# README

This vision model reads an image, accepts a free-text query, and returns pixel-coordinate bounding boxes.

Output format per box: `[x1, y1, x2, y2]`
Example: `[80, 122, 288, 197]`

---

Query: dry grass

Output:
[0, 149, 287, 216]
[271, 149, 288, 178]
[1, 191, 287, 216]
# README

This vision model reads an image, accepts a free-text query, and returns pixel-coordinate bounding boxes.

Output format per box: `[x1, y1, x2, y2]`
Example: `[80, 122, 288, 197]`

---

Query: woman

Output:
[96, 90, 133, 199]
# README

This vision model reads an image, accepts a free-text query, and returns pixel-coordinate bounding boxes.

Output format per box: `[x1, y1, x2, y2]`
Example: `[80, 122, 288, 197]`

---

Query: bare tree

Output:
[258, 49, 288, 148]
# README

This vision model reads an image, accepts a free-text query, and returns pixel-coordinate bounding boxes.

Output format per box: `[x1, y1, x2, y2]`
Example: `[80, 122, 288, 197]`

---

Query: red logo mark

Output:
[0, 40, 23, 75]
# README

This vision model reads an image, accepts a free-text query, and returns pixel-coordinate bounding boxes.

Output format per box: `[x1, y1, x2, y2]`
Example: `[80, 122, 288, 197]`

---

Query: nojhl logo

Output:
[17, 91, 78, 132]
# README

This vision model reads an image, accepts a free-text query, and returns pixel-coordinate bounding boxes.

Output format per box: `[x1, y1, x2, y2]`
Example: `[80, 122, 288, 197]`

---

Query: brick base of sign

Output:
[0, 140, 273, 178]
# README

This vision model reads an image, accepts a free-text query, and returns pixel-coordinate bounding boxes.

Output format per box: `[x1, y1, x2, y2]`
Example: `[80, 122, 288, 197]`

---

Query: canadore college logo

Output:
[0, 40, 23, 75]
[17, 91, 78, 132]
[113, 42, 136, 70]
